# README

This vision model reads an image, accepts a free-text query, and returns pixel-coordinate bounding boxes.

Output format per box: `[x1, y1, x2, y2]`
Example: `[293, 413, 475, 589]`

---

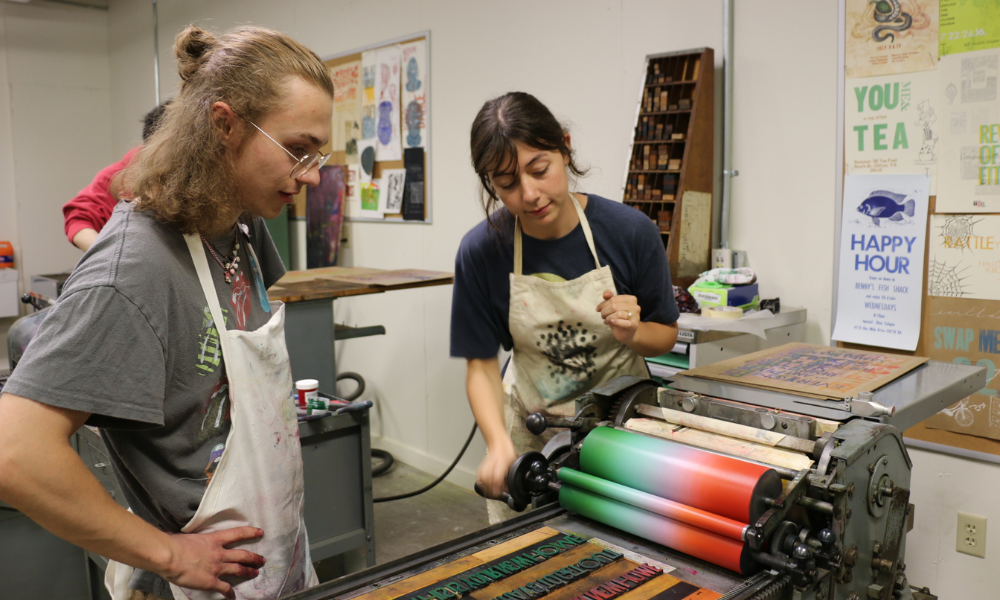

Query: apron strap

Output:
[184, 233, 233, 362]
[513, 193, 601, 275]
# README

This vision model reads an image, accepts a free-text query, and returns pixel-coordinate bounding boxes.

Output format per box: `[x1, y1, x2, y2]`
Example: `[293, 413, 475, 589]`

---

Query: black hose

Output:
[371, 448, 394, 477]
[336, 372, 365, 402]
[373, 423, 478, 503]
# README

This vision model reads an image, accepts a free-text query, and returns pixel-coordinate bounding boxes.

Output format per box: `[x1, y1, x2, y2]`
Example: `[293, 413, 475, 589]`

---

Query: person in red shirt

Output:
[63, 103, 169, 251]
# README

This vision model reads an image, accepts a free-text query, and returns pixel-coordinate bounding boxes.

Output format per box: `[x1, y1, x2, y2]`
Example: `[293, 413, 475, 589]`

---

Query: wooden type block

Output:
[668, 159, 682, 170]
[466, 544, 625, 600]
[678, 99, 692, 110]
[351, 528, 562, 600]
[668, 104, 678, 111]
[671, 133, 685, 140]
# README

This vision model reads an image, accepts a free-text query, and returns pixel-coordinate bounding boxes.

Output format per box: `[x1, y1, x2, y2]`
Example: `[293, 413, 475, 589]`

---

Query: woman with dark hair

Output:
[0, 25, 333, 600]
[452, 92, 680, 522]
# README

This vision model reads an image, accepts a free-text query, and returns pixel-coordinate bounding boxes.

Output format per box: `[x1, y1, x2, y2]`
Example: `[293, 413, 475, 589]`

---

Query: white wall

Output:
[0, 0, 114, 366]
[0, 0, 994, 596]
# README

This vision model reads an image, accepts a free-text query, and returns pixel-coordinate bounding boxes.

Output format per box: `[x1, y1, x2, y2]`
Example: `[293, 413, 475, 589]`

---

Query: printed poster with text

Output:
[330, 60, 361, 162]
[833, 174, 930, 350]
[939, 0, 1000, 57]
[846, 0, 938, 78]
[924, 295, 1000, 440]
[936, 47, 1000, 212]
[928, 213, 1000, 299]
[846, 70, 939, 193]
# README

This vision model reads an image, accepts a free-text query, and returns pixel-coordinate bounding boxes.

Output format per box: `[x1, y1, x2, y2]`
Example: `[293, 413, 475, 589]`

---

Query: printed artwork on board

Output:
[939, 1, 1000, 57]
[306, 165, 345, 268]
[400, 40, 427, 149]
[924, 295, 1000, 441]
[375, 45, 403, 161]
[927, 213, 1000, 300]
[936, 47, 1000, 212]
[845, 70, 939, 192]
[361, 51, 377, 142]
[381, 168, 406, 213]
[845, 0, 938, 78]
[330, 60, 361, 161]
[832, 174, 930, 351]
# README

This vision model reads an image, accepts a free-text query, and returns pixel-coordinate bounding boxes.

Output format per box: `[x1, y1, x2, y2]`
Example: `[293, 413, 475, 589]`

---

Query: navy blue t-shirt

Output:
[450, 194, 680, 359]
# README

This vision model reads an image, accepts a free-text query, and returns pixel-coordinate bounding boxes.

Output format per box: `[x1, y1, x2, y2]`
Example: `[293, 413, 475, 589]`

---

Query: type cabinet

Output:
[623, 48, 714, 287]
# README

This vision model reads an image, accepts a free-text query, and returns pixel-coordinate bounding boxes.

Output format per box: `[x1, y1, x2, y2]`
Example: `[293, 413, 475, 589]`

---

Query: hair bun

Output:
[174, 26, 217, 82]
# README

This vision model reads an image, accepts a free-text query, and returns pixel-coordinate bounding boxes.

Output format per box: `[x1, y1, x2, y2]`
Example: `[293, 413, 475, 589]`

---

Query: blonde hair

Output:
[114, 25, 333, 233]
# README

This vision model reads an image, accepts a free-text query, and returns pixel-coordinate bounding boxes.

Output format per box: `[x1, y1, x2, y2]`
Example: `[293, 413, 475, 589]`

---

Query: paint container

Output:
[295, 379, 319, 409]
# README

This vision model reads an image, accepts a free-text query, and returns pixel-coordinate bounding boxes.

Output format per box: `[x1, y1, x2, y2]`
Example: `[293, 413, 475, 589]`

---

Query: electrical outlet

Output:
[712, 249, 732, 269]
[957, 512, 987, 558]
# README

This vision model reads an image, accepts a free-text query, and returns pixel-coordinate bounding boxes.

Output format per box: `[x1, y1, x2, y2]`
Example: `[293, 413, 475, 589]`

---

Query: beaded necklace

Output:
[200, 229, 241, 284]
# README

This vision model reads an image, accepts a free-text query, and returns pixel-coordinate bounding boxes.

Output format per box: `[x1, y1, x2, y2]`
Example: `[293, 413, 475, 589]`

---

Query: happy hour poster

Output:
[833, 174, 930, 350]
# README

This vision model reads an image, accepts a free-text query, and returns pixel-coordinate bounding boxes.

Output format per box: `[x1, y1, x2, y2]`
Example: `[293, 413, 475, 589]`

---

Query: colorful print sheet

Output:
[940, 0, 1000, 57]
[833, 174, 930, 350]
[846, 0, 939, 78]
[936, 47, 1000, 212]
[929, 213, 1000, 300]
[846, 70, 939, 193]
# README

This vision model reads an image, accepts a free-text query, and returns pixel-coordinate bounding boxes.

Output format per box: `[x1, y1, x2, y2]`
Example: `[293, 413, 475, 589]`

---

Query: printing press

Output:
[283, 360, 984, 600]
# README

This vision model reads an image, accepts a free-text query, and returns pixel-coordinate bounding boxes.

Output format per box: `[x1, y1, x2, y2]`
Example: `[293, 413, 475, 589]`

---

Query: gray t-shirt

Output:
[3, 203, 286, 596]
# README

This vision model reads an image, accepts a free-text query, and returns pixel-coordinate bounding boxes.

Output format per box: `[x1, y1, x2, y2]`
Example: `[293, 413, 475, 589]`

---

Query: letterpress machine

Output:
[282, 360, 983, 600]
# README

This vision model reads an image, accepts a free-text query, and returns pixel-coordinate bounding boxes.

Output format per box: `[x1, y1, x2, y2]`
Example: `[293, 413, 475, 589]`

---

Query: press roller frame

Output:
[494, 373, 963, 600]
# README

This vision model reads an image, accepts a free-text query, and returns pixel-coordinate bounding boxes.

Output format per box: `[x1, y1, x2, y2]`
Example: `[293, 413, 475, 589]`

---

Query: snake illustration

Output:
[871, 0, 912, 43]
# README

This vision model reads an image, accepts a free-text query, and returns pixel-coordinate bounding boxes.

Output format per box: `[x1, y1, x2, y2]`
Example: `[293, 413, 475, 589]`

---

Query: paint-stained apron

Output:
[489, 194, 649, 523]
[105, 234, 317, 600]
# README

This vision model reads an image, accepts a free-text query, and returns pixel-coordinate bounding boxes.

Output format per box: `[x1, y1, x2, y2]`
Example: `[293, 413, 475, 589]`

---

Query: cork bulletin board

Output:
[835, 4, 1000, 460]
[293, 31, 431, 224]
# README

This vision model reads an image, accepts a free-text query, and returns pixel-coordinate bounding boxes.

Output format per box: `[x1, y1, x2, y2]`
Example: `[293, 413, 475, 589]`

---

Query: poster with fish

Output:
[400, 40, 427, 149]
[845, 70, 939, 193]
[374, 45, 402, 162]
[361, 51, 377, 143]
[940, 1, 1000, 57]
[832, 173, 930, 350]
[330, 60, 361, 162]
[928, 213, 1000, 300]
[845, 0, 938, 78]
[923, 295, 1000, 441]
[935, 47, 1000, 212]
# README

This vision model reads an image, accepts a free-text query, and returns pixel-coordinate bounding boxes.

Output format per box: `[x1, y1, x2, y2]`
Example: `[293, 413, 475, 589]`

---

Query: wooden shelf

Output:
[622, 48, 714, 288]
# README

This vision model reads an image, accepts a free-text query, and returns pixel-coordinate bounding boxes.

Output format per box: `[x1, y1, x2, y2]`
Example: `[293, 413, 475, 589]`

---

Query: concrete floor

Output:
[370, 459, 490, 565]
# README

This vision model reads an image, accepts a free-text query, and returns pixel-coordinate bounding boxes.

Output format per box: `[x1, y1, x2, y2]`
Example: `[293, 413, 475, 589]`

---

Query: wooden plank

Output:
[635, 404, 815, 453]
[625, 418, 814, 472]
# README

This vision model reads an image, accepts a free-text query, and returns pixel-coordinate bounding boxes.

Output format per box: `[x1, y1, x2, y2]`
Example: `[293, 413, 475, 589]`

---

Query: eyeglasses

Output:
[248, 121, 331, 179]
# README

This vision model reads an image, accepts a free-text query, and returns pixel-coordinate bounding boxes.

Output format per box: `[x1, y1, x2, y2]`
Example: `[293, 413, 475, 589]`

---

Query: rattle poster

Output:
[832, 174, 930, 350]
[845, 0, 938, 78]
[845, 70, 939, 193]
[928, 213, 1000, 300]
[924, 295, 1000, 440]
[935, 47, 1000, 212]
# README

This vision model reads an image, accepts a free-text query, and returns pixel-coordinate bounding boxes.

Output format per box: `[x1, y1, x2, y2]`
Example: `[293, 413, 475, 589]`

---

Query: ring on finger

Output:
[627, 311, 633, 319]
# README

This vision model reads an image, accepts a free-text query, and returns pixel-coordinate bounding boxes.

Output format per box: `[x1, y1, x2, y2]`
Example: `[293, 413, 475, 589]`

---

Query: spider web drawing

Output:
[937, 216, 984, 254]
[928, 259, 971, 297]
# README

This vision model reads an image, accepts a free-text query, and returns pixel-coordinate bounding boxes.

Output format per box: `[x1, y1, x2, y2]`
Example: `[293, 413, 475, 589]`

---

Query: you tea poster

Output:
[833, 173, 930, 350]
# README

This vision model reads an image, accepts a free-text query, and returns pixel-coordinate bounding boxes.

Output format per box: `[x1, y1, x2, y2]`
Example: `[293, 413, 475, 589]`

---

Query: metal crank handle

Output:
[474, 482, 528, 512]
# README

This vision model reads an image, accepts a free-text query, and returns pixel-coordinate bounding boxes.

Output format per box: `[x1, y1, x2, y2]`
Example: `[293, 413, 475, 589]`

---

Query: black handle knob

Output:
[473, 482, 527, 512]
[525, 413, 547, 435]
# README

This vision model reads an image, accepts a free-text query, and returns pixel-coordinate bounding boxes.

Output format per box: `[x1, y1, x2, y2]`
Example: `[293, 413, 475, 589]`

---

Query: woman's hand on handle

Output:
[475, 435, 518, 499]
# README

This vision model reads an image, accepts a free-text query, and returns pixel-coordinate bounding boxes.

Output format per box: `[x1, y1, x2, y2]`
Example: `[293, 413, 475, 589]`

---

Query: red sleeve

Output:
[63, 147, 140, 244]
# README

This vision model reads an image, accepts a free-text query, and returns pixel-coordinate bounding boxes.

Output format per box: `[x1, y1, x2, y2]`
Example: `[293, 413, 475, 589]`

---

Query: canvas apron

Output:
[105, 234, 317, 600]
[490, 194, 649, 522]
